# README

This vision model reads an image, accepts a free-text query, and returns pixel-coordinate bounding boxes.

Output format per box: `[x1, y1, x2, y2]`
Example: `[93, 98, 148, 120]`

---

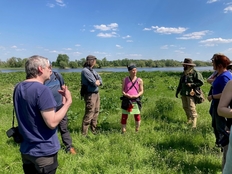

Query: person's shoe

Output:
[192, 117, 197, 128]
[91, 129, 98, 135]
[135, 128, 139, 132]
[69, 147, 77, 155]
[121, 128, 126, 134]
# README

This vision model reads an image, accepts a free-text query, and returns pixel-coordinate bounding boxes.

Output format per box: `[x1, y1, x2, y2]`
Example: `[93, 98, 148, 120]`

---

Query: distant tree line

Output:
[0, 54, 212, 69]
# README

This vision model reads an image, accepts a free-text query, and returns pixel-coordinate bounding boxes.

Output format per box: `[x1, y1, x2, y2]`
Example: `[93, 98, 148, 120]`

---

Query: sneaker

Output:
[69, 147, 77, 155]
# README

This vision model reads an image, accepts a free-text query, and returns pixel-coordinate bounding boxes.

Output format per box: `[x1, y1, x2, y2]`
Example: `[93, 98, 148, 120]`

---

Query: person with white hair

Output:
[14, 55, 72, 174]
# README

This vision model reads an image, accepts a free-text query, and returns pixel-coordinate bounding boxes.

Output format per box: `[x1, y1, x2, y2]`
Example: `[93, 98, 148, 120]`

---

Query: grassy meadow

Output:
[0, 70, 223, 174]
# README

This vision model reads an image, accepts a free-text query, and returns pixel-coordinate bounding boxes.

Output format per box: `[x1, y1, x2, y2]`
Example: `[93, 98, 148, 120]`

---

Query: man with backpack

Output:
[45, 67, 76, 154]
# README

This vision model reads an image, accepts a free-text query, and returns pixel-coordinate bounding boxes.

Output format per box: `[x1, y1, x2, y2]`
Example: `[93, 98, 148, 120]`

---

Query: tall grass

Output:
[0, 71, 223, 174]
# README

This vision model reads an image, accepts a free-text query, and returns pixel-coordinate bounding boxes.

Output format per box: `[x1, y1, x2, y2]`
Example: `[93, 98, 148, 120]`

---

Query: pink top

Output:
[123, 77, 140, 95]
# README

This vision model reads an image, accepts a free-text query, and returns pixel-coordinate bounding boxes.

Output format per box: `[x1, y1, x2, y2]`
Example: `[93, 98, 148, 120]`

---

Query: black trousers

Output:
[56, 104, 72, 151]
[22, 153, 58, 174]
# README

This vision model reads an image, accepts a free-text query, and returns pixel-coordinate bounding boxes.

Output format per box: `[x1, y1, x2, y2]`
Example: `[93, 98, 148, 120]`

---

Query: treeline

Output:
[0, 54, 212, 68]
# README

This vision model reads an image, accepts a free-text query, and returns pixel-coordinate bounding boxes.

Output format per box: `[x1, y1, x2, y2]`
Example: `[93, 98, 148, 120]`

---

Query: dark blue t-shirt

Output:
[14, 81, 59, 157]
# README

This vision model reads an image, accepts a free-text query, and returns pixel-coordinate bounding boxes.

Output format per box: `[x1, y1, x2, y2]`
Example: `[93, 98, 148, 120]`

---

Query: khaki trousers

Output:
[181, 95, 198, 121]
[82, 93, 100, 135]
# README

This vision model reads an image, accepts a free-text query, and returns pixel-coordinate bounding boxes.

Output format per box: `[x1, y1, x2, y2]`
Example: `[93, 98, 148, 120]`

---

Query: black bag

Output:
[135, 97, 142, 111]
[6, 126, 23, 143]
[194, 87, 205, 104]
[120, 96, 131, 110]
[80, 84, 88, 98]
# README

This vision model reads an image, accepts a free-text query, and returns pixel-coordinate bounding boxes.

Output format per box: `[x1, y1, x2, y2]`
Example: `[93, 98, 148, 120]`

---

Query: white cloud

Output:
[56, 0, 63, 3]
[116, 44, 123, 49]
[126, 40, 133, 42]
[16, 48, 26, 51]
[179, 47, 186, 50]
[56, 0, 66, 7]
[200, 38, 232, 46]
[47, 0, 66, 8]
[122, 35, 131, 39]
[72, 52, 82, 55]
[203, 43, 216, 47]
[206, 0, 218, 4]
[75, 44, 81, 47]
[174, 50, 184, 54]
[90, 30, 95, 32]
[94, 23, 118, 31]
[46, 3, 55, 8]
[154, 26, 187, 34]
[143, 28, 152, 31]
[97, 32, 118, 38]
[160, 45, 169, 49]
[160, 45, 177, 49]
[177, 30, 210, 40]
[144, 26, 187, 34]
[128, 54, 142, 57]
[93, 51, 107, 55]
[224, 5, 232, 13]
[63, 48, 72, 51]
[11, 45, 17, 49]
[50, 50, 58, 53]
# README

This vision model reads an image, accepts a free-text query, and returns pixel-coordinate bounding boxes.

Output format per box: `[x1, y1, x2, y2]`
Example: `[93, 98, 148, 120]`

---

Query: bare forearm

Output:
[48, 102, 71, 129]
[218, 107, 232, 118]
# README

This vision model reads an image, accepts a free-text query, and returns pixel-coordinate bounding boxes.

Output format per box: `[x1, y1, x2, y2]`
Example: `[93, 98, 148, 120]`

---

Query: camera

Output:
[6, 127, 23, 143]
[6, 127, 16, 138]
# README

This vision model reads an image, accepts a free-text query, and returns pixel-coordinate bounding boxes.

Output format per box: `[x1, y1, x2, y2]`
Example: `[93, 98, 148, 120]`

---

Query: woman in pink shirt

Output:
[121, 64, 144, 133]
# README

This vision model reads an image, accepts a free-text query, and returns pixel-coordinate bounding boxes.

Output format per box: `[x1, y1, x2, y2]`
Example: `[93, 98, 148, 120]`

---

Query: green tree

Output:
[7, 57, 18, 67]
[59, 61, 68, 69]
[56, 54, 69, 68]
[69, 61, 78, 68]
[136, 60, 146, 67]
[101, 57, 107, 67]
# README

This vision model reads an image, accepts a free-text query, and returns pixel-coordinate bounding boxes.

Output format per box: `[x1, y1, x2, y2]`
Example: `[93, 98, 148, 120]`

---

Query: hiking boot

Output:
[69, 147, 77, 155]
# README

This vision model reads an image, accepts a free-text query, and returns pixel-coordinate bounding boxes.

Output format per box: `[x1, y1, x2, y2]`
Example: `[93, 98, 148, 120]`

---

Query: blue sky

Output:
[0, 0, 232, 62]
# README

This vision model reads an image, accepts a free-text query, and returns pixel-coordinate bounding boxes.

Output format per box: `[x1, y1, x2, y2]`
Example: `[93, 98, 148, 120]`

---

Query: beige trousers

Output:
[181, 95, 198, 121]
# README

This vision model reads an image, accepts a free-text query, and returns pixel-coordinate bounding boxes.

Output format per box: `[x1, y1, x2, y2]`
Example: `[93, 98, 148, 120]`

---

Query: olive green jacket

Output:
[176, 69, 204, 96]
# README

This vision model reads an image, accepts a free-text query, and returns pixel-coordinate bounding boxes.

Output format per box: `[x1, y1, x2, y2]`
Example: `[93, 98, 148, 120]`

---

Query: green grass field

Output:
[0, 71, 223, 174]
